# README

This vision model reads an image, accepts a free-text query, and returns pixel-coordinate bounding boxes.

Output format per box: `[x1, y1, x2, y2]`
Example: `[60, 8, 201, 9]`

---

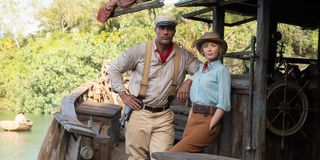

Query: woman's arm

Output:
[188, 106, 193, 121]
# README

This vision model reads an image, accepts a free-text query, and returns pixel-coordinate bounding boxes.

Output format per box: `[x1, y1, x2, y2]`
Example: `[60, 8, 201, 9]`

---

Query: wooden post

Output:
[252, 0, 271, 159]
[317, 26, 320, 70]
[213, 2, 225, 37]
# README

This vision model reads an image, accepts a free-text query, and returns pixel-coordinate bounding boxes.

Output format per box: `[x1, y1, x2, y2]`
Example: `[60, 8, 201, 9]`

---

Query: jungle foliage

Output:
[0, 1, 318, 114]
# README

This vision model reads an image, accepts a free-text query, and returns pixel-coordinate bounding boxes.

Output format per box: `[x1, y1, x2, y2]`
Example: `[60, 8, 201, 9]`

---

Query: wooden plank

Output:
[66, 135, 81, 160]
[111, 140, 128, 160]
[54, 112, 96, 137]
[95, 124, 112, 160]
[174, 0, 218, 7]
[112, 1, 164, 17]
[152, 152, 240, 160]
[56, 128, 70, 160]
[232, 79, 250, 90]
[173, 114, 188, 126]
[38, 118, 60, 160]
[76, 101, 121, 117]
[171, 105, 190, 115]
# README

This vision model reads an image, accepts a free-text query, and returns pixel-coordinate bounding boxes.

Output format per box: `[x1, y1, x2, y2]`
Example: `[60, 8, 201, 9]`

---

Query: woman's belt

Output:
[191, 103, 216, 115]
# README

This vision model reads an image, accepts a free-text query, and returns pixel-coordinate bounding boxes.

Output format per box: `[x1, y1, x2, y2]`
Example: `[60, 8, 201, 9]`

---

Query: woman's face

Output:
[201, 42, 220, 61]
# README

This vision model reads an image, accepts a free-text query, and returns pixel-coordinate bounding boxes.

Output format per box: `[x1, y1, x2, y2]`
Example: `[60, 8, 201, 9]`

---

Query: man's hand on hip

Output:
[119, 91, 142, 110]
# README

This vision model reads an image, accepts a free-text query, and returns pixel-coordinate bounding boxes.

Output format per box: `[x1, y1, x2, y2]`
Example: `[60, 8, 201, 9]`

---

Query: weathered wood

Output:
[174, 0, 218, 7]
[76, 101, 121, 118]
[54, 112, 95, 137]
[171, 105, 190, 115]
[112, 0, 164, 17]
[95, 124, 112, 160]
[66, 135, 81, 160]
[224, 51, 252, 60]
[38, 118, 60, 160]
[231, 74, 250, 89]
[56, 128, 70, 160]
[111, 140, 128, 160]
[152, 152, 240, 160]
[252, 0, 270, 159]
[173, 114, 188, 127]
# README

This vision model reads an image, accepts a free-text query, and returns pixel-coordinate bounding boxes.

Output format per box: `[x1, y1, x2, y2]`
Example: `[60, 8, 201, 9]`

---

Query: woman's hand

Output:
[119, 91, 142, 110]
[209, 108, 224, 132]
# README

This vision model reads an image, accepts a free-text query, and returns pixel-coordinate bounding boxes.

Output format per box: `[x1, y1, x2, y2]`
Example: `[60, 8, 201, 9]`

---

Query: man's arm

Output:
[176, 49, 201, 102]
[107, 49, 138, 93]
[107, 45, 144, 110]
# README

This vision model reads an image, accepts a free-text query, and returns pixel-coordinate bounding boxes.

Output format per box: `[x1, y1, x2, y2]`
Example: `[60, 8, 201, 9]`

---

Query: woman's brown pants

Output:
[169, 113, 220, 152]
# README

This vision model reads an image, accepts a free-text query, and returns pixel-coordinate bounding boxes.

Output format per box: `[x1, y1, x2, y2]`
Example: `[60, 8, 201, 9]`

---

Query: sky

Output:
[0, 0, 52, 37]
[0, 0, 179, 37]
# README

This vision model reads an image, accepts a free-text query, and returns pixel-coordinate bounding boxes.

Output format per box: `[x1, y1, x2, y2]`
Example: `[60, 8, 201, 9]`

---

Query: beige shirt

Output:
[107, 39, 200, 107]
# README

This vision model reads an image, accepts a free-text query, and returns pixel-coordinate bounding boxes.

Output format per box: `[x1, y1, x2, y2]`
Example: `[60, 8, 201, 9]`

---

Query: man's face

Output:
[155, 26, 176, 45]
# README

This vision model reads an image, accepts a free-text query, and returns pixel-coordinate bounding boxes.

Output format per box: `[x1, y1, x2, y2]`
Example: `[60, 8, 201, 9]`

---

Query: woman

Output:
[169, 31, 231, 152]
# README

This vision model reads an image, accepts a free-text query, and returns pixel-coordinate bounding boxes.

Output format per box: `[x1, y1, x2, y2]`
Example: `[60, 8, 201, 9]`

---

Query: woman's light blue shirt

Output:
[190, 60, 231, 112]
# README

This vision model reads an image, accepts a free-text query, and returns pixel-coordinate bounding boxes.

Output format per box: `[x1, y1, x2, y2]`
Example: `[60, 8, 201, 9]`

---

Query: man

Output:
[108, 15, 199, 160]
[15, 112, 27, 124]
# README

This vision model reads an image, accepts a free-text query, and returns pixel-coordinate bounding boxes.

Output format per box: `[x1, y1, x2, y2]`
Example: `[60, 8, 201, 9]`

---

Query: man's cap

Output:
[155, 15, 177, 28]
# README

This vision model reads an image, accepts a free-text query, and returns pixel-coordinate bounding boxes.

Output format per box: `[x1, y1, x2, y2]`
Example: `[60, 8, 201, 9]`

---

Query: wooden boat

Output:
[37, 74, 238, 160]
[38, 0, 320, 159]
[0, 120, 33, 131]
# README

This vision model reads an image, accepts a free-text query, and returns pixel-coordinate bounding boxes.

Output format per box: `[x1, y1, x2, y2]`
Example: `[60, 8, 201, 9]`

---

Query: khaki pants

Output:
[169, 113, 220, 152]
[125, 109, 175, 160]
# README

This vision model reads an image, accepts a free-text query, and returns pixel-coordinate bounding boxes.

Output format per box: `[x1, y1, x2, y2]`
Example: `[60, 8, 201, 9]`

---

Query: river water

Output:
[0, 112, 52, 160]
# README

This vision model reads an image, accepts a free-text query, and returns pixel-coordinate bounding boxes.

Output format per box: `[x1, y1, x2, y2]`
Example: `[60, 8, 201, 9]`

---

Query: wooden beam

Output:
[184, 16, 212, 24]
[111, 1, 164, 17]
[182, 8, 212, 24]
[279, 57, 318, 64]
[182, 8, 212, 18]
[252, 0, 270, 159]
[223, 51, 252, 60]
[152, 152, 240, 160]
[174, 0, 218, 7]
[318, 27, 320, 68]
[213, 4, 225, 36]
[224, 17, 256, 27]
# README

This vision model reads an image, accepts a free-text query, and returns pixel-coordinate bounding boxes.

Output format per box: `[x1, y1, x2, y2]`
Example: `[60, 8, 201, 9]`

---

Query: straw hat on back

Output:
[194, 32, 228, 54]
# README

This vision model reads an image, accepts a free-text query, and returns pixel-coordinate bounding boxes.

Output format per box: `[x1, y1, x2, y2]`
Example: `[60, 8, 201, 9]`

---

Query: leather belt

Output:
[192, 103, 216, 115]
[143, 105, 170, 113]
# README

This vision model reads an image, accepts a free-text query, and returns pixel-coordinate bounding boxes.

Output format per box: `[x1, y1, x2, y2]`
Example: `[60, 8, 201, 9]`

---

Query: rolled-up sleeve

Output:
[216, 67, 231, 112]
[107, 45, 142, 93]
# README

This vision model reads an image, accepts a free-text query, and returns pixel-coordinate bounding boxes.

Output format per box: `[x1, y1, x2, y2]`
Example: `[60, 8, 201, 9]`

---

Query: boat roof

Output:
[174, 0, 320, 29]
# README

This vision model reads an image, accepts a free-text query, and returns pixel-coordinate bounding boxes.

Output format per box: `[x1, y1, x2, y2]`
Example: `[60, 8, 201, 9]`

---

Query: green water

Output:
[0, 112, 52, 160]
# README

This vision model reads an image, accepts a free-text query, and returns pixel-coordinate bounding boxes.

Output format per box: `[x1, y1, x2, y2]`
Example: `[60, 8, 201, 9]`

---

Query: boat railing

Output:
[57, 77, 113, 137]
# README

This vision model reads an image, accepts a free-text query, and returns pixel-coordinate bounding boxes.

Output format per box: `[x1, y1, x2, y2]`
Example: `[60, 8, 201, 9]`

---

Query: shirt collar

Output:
[152, 39, 175, 64]
[205, 60, 221, 70]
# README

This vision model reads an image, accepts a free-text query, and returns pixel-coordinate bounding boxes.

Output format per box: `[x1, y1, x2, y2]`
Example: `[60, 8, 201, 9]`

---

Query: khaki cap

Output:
[154, 15, 177, 28]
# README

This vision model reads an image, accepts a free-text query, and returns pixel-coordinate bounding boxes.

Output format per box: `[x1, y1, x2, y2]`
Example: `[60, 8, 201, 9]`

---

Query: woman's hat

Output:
[194, 32, 228, 54]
